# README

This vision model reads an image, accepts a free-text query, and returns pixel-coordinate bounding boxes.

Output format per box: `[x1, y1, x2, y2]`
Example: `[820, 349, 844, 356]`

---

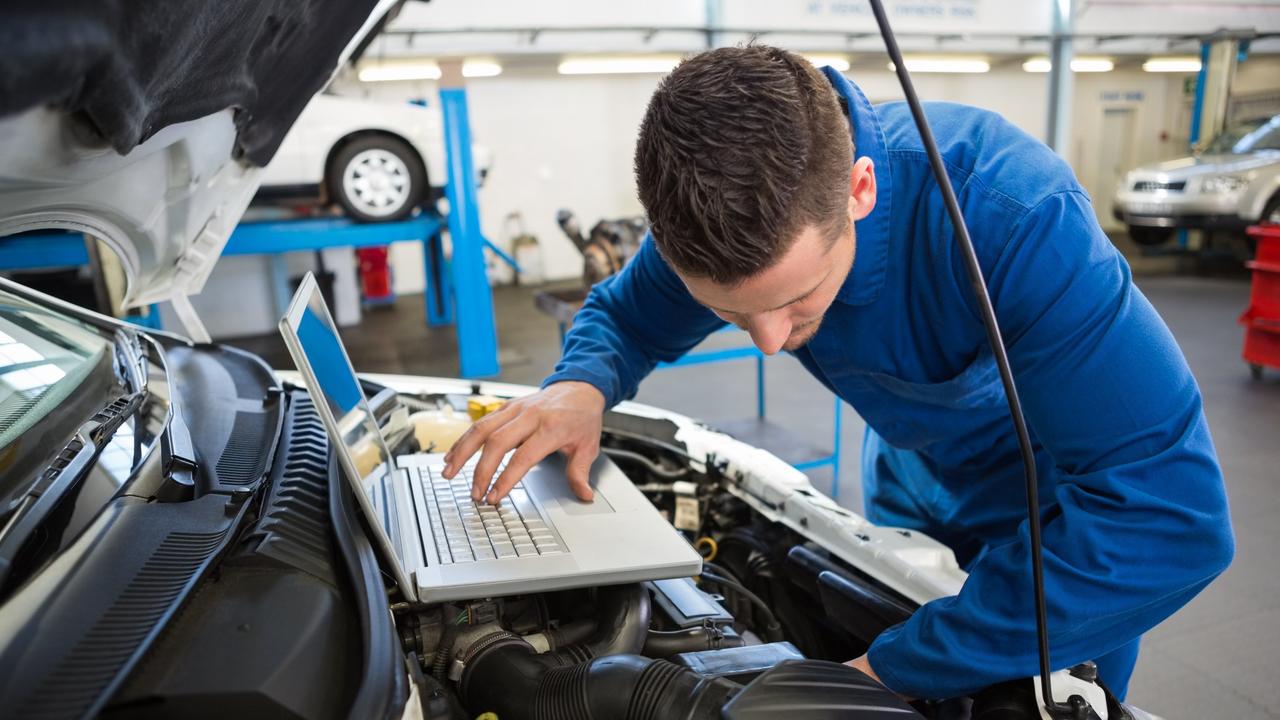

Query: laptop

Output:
[279, 272, 702, 603]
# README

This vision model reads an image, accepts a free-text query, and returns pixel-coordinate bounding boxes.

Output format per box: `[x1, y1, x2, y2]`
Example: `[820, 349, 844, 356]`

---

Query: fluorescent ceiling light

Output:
[360, 62, 440, 82]
[358, 60, 503, 82]
[892, 56, 990, 73]
[1072, 58, 1115, 73]
[1023, 57, 1114, 73]
[805, 54, 851, 72]
[558, 56, 681, 75]
[1142, 57, 1202, 73]
[462, 60, 503, 78]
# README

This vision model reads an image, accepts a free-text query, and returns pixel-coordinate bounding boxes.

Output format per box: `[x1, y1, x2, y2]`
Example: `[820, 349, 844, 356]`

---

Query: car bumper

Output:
[1113, 190, 1249, 229]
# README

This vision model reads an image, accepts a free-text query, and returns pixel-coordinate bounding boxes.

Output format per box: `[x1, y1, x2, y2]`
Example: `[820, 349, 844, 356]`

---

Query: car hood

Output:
[0, 0, 400, 331]
[1131, 152, 1280, 180]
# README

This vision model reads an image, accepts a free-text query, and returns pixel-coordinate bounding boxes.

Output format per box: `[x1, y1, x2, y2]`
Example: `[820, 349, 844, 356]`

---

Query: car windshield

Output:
[0, 290, 111, 453]
[1202, 115, 1280, 155]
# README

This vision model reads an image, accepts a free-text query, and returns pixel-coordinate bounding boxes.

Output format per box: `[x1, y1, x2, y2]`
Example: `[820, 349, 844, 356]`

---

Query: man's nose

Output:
[747, 314, 790, 355]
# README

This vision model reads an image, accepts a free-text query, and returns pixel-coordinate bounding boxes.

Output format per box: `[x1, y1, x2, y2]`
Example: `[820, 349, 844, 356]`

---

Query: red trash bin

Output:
[1240, 223, 1280, 379]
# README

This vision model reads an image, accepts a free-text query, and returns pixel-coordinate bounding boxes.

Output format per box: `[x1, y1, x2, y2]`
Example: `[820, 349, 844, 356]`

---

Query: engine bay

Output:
[363, 385, 1128, 720]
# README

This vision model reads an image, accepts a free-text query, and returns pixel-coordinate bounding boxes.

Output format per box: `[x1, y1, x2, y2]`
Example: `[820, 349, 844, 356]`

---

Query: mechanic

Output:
[443, 45, 1234, 701]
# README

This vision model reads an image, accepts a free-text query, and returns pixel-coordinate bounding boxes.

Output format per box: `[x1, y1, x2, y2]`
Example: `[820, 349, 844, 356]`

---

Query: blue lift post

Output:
[438, 61, 500, 378]
[1182, 41, 1214, 250]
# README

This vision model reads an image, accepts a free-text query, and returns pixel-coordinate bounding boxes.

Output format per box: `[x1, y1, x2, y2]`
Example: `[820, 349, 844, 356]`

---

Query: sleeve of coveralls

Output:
[866, 190, 1235, 699]
[542, 235, 725, 408]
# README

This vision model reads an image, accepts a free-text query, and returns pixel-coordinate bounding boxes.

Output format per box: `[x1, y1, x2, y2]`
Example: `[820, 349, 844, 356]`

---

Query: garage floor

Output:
[230, 259, 1278, 719]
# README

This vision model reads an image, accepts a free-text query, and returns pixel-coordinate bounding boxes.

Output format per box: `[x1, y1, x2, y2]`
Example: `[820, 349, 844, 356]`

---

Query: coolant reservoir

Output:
[409, 406, 473, 453]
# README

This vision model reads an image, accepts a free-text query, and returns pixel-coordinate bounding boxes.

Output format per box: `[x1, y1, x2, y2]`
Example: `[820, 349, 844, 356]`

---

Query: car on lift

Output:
[1113, 113, 1280, 246]
[0, 3, 1155, 719]
[258, 92, 494, 223]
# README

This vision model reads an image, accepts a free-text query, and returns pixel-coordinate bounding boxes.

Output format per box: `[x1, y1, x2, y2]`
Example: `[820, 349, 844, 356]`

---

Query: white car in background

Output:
[260, 92, 493, 222]
[1113, 113, 1280, 246]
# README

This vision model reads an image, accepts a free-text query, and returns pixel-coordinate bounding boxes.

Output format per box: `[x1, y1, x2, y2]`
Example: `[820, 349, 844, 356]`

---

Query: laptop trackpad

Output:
[523, 458, 616, 515]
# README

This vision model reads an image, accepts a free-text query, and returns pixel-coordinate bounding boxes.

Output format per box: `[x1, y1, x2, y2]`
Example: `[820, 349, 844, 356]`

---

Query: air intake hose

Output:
[642, 626, 745, 658]
[548, 583, 651, 664]
[460, 638, 738, 720]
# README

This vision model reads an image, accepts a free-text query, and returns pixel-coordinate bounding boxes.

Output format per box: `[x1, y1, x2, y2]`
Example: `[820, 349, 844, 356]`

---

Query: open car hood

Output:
[0, 0, 401, 325]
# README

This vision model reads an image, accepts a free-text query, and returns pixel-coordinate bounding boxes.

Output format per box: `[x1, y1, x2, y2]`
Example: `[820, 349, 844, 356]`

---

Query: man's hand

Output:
[443, 381, 606, 504]
[846, 655, 913, 702]
[844, 655, 883, 685]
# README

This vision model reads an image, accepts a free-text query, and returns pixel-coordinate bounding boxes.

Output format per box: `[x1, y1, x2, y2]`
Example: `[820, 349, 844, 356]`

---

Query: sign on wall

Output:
[721, 0, 1050, 35]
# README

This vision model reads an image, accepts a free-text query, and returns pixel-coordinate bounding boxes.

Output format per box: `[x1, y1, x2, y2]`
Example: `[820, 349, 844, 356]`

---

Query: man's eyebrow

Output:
[703, 269, 830, 315]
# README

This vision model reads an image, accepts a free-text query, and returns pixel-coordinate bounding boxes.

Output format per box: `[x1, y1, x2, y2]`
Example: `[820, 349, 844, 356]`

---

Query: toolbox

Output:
[1240, 223, 1280, 380]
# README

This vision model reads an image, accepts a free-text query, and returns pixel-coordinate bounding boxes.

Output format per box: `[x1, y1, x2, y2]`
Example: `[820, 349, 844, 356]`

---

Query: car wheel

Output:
[1264, 194, 1280, 225]
[1128, 226, 1173, 247]
[327, 135, 426, 222]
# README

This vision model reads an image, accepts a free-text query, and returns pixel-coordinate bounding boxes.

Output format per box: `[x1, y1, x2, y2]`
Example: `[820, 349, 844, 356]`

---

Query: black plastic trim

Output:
[327, 420, 408, 720]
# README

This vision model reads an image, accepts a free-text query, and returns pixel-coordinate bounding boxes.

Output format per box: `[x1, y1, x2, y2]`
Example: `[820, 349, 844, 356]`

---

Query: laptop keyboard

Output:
[417, 465, 565, 564]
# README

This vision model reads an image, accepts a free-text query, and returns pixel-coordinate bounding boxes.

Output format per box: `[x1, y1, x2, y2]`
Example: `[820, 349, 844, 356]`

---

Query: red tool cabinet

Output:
[1240, 223, 1280, 380]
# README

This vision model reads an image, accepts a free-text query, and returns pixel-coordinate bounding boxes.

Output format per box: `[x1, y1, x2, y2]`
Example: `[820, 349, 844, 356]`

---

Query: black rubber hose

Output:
[459, 638, 738, 720]
[699, 571, 784, 643]
[588, 583, 651, 656]
[549, 583, 651, 663]
[642, 626, 745, 658]
[546, 619, 596, 651]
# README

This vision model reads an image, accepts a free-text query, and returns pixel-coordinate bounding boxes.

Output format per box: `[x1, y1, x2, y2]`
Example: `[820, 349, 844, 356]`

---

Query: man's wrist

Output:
[542, 372, 614, 408]
[549, 380, 606, 409]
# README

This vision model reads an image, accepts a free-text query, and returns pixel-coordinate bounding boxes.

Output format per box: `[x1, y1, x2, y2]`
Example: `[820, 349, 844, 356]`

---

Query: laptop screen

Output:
[291, 284, 396, 481]
[279, 274, 419, 599]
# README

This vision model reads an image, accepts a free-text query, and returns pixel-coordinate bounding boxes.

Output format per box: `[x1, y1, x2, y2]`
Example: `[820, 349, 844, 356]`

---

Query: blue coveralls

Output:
[543, 67, 1234, 700]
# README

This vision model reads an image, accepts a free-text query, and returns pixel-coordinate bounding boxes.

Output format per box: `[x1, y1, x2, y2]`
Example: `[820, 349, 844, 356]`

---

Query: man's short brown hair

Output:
[634, 44, 853, 284]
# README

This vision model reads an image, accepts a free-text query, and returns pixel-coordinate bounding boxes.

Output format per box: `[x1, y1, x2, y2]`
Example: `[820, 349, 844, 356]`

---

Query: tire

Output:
[1264, 193, 1280, 225]
[327, 135, 426, 222]
[1128, 226, 1174, 247]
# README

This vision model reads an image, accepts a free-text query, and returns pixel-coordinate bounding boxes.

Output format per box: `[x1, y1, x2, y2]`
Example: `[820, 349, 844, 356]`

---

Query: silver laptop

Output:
[279, 272, 702, 603]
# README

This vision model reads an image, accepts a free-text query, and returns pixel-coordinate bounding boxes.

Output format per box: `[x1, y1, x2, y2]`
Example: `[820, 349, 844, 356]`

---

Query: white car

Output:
[1113, 114, 1280, 246]
[260, 93, 494, 222]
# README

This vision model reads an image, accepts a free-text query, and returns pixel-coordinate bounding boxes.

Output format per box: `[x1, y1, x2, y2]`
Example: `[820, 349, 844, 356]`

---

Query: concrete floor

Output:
[229, 267, 1278, 718]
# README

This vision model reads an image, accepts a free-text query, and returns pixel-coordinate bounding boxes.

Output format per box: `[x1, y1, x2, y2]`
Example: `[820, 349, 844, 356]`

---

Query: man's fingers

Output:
[565, 443, 597, 501]
[444, 409, 508, 477]
[470, 416, 535, 500]
[486, 437, 556, 504]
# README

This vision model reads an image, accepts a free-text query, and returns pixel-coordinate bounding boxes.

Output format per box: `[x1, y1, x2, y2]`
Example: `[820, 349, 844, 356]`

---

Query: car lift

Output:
[0, 62, 504, 379]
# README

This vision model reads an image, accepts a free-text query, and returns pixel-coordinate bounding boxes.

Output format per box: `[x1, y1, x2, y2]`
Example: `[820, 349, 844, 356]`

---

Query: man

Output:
[443, 45, 1233, 701]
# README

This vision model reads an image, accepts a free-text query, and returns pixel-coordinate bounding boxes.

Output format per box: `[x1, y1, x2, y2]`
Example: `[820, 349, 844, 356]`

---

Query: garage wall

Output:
[345, 53, 1280, 284]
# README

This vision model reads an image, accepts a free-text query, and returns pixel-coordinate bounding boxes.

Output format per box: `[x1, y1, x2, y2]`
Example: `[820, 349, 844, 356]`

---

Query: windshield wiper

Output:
[0, 391, 145, 589]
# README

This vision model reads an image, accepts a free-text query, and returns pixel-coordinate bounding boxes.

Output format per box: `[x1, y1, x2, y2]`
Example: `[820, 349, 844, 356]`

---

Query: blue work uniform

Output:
[542, 67, 1234, 700]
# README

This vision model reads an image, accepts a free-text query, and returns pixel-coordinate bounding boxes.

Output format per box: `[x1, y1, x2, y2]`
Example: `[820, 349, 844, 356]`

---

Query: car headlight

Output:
[1199, 175, 1248, 194]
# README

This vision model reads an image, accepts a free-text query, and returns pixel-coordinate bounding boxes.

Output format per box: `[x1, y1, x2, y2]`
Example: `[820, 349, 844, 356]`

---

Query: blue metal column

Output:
[424, 230, 455, 326]
[1188, 41, 1211, 148]
[439, 62, 500, 377]
[1180, 41, 1213, 250]
[755, 354, 766, 419]
[830, 395, 842, 500]
[1045, 0, 1075, 156]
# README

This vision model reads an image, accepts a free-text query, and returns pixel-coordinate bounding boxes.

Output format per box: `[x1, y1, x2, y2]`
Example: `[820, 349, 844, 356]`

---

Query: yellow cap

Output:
[467, 395, 505, 421]
[475, 713, 499, 720]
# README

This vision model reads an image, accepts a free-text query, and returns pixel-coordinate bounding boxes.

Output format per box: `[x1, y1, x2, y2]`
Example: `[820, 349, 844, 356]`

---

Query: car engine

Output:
[373, 387, 1137, 720]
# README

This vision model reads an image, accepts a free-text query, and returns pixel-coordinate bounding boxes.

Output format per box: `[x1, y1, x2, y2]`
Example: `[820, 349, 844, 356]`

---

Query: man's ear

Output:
[849, 156, 877, 222]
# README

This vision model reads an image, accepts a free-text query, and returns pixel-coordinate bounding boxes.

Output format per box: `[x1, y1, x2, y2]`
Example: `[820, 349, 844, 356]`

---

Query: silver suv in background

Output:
[1114, 114, 1280, 246]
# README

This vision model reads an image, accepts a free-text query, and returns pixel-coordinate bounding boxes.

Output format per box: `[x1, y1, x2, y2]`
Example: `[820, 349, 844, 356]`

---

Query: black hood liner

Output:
[0, 0, 386, 166]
